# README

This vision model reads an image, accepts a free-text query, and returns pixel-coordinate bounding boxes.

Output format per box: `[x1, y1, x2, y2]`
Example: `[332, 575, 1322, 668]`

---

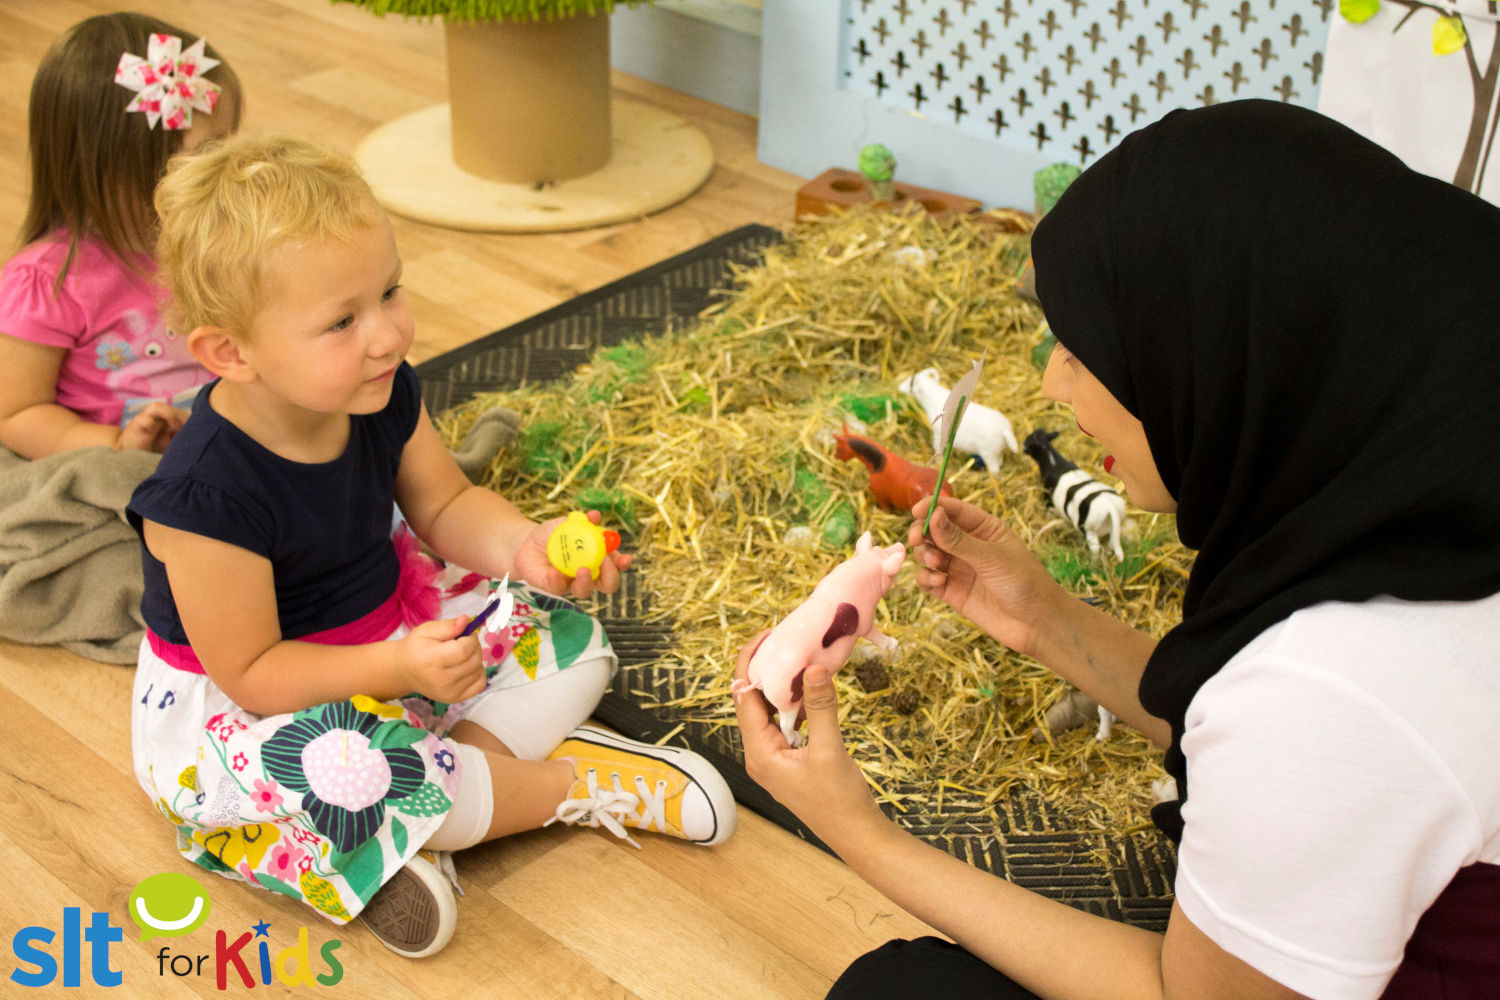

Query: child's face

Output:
[242, 216, 413, 417]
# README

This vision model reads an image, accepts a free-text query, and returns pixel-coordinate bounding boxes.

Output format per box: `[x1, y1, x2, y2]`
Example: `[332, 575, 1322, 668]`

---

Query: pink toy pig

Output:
[733, 531, 905, 745]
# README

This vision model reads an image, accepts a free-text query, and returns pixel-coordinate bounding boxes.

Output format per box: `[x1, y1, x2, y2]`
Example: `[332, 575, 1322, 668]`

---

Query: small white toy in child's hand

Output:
[461, 576, 514, 641]
[732, 532, 905, 746]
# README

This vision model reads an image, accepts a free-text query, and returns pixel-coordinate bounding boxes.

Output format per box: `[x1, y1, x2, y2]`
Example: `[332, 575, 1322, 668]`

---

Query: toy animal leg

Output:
[1085, 530, 1101, 554]
[865, 624, 898, 650]
[1107, 510, 1125, 561]
[780, 710, 804, 747]
[1094, 706, 1117, 741]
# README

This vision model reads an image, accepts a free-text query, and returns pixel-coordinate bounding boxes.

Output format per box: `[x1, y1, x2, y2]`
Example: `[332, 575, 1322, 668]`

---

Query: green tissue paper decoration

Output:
[1043, 520, 1169, 585]
[332, 0, 649, 23]
[858, 144, 897, 203]
[1043, 538, 1153, 586]
[838, 392, 901, 425]
[1043, 545, 1103, 586]
[520, 420, 569, 478]
[676, 385, 711, 412]
[574, 486, 639, 534]
[1033, 162, 1082, 216]
[587, 341, 652, 403]
[597, 341, 651, 377]
[791, 465, 857, 549]
[1031, 328, 1057, 370]
[521, 419, 597, 482]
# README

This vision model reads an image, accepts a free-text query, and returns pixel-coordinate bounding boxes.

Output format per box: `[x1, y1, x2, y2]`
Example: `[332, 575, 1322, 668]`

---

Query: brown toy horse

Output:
[833, 425, 953, 513]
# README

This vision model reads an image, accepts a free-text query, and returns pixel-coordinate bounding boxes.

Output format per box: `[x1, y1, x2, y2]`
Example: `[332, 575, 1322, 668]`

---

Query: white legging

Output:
[424, 654, 613, 851]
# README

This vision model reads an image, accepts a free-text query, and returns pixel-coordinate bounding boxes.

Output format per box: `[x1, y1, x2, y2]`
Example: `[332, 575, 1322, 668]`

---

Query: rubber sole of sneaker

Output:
[568, 725, 738, 846]
[358, 856, 457, 959]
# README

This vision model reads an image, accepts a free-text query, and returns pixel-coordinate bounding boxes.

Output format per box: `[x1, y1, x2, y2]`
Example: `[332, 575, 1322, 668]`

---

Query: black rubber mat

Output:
[416, 222, 1176, 931]
[415, 225, 784, 414]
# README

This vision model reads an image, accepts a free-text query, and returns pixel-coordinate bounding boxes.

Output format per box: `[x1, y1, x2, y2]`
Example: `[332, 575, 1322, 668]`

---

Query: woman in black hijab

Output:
[734, 100, 1500, 999]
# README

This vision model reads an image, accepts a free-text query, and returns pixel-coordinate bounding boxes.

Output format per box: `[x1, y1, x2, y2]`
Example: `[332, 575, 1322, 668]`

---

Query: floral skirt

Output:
[131, 551, 616, 924]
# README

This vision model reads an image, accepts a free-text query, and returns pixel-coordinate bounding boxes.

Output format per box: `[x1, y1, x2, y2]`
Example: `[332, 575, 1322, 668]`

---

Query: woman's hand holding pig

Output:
[732, 634, 889, 852]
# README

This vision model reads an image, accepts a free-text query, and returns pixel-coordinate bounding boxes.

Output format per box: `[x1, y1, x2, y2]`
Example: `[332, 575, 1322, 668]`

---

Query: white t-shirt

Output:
[1174, 591, 1500, 1000]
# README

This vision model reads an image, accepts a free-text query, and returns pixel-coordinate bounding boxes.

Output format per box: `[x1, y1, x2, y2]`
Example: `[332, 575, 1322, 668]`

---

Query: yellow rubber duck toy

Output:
[546, 511, 622, 580]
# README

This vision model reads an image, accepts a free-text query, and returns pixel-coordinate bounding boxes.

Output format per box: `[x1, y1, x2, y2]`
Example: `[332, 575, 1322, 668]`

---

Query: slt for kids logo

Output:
[9, 872, 344, 989]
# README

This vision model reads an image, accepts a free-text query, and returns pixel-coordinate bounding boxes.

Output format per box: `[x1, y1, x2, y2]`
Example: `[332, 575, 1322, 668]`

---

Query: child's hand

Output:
[397, 616, 486, 703]
[513, 511, 633, 600]
[117, 402, 189, 453]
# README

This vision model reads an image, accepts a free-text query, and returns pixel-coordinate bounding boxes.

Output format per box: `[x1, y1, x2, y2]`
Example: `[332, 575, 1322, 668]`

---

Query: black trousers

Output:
[826, 937, 1042, 999]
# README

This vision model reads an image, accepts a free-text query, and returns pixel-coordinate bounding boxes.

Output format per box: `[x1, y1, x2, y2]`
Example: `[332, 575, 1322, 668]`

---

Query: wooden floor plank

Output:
[625, 812, 937, 984]
[0, 826, 203, 998]
[0, 678, 446, 998]
[485, 832, 833, 1000]
[0, 642, 136, 763]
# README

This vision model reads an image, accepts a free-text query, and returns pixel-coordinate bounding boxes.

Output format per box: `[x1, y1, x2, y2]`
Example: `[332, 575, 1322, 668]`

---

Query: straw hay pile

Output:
[438, 205, 1188, 839]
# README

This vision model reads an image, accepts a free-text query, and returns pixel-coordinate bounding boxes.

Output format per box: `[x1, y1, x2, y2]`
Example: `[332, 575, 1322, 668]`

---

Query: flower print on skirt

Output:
[131, 549, 616, 925]
[160, 699, 459, 922]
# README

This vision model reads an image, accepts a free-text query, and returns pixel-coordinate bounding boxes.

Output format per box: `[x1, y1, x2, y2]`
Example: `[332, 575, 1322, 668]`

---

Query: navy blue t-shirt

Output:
[127, 363, 422, 644]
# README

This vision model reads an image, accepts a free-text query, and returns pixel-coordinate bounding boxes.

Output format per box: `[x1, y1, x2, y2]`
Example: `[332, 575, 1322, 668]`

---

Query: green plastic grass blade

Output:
[921, 395, 967, 537]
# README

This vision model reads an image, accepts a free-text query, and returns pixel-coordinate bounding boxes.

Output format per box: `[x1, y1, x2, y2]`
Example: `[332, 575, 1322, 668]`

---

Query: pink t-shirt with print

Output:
[0, 231, 208, 427]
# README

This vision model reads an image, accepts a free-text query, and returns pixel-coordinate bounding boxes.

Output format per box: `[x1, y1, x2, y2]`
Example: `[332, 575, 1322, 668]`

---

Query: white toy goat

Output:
[897, 367, 1018, 471]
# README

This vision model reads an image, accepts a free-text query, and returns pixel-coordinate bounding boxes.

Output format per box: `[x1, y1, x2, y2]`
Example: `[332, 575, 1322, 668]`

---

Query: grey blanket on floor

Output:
[0, 445, 157, 663]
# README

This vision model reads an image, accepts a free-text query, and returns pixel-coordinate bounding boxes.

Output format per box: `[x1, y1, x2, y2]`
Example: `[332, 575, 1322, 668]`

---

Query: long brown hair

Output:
[20, 12, 243, 288]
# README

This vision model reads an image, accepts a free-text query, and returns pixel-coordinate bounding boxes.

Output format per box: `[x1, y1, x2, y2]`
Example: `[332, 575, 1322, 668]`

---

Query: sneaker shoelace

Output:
[545, 767, 672, 849]
[426, 849, 464, 897]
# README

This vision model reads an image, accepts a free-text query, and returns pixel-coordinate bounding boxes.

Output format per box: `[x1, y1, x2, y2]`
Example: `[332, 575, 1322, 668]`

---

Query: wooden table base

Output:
[355, 98, 715, 233]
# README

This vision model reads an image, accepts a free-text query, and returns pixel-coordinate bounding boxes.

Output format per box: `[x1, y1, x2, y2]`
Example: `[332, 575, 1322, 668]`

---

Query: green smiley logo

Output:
[128, 872, 211, 942]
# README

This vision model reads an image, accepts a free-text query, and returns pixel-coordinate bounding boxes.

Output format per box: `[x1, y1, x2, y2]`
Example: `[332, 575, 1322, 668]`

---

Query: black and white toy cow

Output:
[1022, 429, 1126, 561]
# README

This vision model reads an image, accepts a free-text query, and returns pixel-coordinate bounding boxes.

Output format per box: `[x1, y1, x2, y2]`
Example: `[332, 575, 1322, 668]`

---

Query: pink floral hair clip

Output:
[114, 33, 221, 132]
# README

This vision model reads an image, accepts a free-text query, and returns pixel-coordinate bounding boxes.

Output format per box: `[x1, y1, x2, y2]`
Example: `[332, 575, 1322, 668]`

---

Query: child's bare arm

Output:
[395, 404, 632, 597]
[0, 334, 186, 456]
[393, 404, 538, 577]
[0, 334, 117, 456]
[143, 519, 486, 716]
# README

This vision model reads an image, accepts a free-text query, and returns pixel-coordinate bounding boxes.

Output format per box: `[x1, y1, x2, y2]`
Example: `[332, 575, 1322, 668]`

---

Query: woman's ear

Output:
[188, 327, 256, 383]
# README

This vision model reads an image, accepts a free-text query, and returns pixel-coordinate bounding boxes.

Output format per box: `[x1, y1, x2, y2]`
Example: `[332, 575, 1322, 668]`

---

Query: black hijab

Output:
[1031, 99, 1500, 840]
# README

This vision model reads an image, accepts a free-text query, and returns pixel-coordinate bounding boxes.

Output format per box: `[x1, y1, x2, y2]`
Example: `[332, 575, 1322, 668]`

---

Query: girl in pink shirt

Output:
[0, 12, 242, 459]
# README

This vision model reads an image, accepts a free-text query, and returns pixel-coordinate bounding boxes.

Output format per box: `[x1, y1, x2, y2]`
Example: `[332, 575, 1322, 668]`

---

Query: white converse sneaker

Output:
[358, 850, 458, 959]
[544, 726, 737, 848]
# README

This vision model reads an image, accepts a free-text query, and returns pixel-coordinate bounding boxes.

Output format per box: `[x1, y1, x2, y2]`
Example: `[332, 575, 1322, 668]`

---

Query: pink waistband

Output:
[147, 589, 403, 675]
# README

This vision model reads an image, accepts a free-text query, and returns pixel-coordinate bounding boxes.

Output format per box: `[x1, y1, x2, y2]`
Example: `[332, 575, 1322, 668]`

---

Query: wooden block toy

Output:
[795, 168, 982, 218]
